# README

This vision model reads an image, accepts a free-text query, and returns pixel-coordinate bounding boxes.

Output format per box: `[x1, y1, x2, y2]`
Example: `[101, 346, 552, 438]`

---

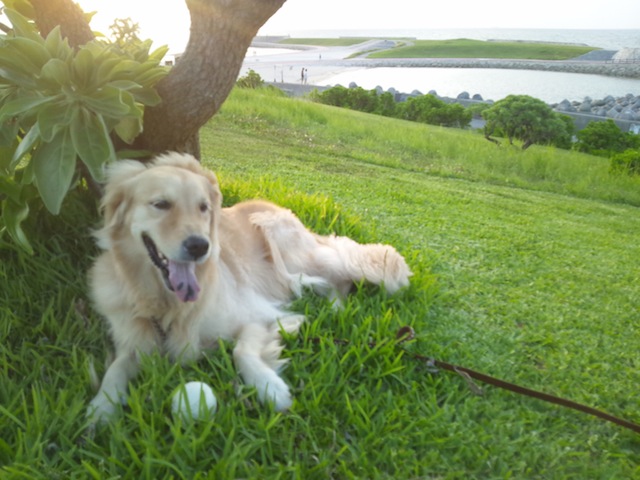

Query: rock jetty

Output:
[342, 58, 640, 79]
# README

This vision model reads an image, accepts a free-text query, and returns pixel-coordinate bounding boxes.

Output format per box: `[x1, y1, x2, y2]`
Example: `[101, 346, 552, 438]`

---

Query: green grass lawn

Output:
[1, 88, 639, 478]
[368, 38, 596, 60]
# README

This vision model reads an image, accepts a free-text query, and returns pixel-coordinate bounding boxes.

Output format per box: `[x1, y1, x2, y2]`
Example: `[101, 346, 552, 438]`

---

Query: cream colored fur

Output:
[87, 152, 411, 422]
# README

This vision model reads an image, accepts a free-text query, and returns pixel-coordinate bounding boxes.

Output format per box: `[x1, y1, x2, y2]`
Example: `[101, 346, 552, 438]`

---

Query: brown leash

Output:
[394, 327, 640, 434]
[316, 326, 640, 434]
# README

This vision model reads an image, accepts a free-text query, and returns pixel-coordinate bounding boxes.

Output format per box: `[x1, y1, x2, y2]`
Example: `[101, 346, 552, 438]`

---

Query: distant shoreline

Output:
[248, 39, 640, 80]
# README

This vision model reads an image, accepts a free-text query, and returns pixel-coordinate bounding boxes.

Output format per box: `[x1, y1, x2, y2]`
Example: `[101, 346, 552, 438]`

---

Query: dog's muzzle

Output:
[142, 233, 207, 302]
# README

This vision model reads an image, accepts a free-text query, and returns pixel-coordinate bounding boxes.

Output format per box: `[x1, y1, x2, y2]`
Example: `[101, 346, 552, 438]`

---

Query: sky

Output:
[76, 0, 640, 53]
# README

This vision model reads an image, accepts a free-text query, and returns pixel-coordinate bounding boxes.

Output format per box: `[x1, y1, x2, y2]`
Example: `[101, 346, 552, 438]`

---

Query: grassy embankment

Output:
[369, 39, 596, 60]
[1, 87, 639, 478]
[282, 37, 597, 60]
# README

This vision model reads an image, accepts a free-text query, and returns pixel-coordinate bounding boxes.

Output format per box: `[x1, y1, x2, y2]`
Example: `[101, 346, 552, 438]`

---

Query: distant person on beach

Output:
[301, 67, 305, 84]
[303, 68, 308, 84]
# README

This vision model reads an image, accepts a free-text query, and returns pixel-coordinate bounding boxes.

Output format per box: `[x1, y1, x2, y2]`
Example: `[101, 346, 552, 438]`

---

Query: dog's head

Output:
[96, 152, 222, 302]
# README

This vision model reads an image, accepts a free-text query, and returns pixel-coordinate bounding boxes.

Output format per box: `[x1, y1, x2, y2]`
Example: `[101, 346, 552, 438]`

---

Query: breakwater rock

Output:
[553, 94, 640, 122]
[342, 58, 640, 79]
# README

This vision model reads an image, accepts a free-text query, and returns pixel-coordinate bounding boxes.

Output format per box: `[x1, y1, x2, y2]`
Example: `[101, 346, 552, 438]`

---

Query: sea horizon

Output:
[259, 27, 640, 51]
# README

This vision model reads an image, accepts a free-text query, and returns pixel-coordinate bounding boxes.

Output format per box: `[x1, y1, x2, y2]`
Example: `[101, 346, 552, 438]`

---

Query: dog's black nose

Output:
[183, 236, 210, 260]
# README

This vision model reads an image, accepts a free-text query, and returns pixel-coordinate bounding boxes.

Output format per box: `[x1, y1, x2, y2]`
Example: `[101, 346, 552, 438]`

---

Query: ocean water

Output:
[255, 28, 640, 103]
[322, 67, 640, 104]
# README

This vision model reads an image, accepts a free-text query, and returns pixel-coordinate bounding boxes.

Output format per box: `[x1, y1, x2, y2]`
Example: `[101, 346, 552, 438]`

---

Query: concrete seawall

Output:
[341, 58, 640, 79]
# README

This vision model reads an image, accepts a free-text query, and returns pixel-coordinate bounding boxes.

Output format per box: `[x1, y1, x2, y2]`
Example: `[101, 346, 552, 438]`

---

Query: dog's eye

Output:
[152, 200, 172, 210]
[199, 202, 210, 213]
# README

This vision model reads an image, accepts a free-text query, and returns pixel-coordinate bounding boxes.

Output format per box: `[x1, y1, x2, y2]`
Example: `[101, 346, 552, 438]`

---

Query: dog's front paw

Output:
[86, 393, 121, 424]
[255, 373, 293, 412]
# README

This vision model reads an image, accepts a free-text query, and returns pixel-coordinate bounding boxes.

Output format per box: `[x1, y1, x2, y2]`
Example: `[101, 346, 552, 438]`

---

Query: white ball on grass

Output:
[171, 381, 217, 421]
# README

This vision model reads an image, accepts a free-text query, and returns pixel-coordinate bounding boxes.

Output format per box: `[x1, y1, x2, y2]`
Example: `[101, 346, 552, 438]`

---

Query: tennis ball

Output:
[171, 381, 217, 421]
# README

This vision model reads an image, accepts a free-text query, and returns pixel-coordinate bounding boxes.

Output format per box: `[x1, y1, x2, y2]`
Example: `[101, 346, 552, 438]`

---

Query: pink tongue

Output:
[168, 261, 201, 302]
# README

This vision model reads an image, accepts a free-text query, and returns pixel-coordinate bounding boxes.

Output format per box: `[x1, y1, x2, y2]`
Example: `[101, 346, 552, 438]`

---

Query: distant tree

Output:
[236, 69, 264, 89]
[482, 94, 573, 150]
[466, 102, 491, 119]
[552, 114, 574, 150]
[109, 17, 141, 47]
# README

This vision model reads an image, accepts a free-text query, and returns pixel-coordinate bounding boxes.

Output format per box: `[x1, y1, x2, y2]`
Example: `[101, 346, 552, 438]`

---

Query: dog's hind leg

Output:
[233, 322, 293, 411]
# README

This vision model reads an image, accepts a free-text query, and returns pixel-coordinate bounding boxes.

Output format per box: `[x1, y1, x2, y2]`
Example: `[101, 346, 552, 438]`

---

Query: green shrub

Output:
[313, 85, 350, 107]
[0, 7, 168, 252]
[397, 94, 471, 128]
[575, 119, 625, 156]
[575, 119, 640, 156]
[236, 69, 264, 89]
[314, 85, 382, 114]
[375, 91, 397, 117]
[610, 149, 640, 175]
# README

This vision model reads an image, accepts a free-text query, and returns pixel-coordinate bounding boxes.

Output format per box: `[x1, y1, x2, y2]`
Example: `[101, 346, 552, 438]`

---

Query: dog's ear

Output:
[200, 167, 223, 259]
[203, 169, 222, 211]
[100, 160, 147, 231]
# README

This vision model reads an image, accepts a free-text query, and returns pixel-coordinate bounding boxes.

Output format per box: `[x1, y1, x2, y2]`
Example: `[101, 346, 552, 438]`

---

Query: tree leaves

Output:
[482, 95, 573, 150]
[32, 130, 76, 215]
[71, 108, 115, 182]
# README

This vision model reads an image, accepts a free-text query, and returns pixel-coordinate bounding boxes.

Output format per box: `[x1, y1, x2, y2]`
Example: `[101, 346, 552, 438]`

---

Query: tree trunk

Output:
[132, 0, 286, 158]
[29, 0, 285, 159]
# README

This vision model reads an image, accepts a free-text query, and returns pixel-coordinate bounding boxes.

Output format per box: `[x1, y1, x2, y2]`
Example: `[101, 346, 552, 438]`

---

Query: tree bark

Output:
[30, 0, 94, 47]
[132, 0, 286, 158]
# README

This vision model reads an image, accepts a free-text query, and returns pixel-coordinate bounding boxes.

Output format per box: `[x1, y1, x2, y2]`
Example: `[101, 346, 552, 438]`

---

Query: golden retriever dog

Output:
[87, 152, 411, 422]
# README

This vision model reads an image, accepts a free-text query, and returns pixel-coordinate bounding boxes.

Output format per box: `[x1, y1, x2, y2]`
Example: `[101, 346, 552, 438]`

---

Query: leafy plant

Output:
[236, 69, 264, 89]
[0, 6, 168, 252]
